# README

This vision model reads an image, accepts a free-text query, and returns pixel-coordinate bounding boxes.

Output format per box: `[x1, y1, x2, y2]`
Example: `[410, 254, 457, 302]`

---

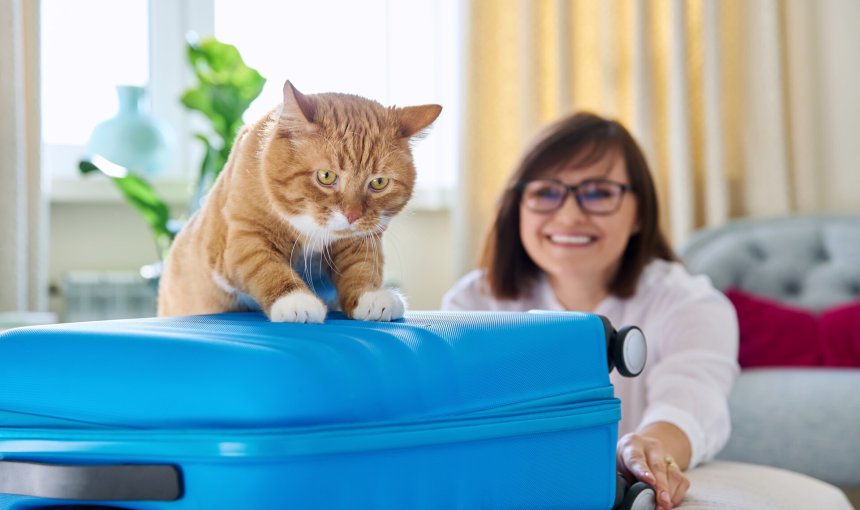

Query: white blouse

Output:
[441, 259, 739, 468]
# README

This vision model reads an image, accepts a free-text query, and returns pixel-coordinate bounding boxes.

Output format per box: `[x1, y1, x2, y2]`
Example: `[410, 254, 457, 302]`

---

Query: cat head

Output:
[261, 80, 441, 242]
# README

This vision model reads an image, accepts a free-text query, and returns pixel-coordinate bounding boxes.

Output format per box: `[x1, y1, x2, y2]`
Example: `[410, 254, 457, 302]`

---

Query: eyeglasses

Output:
[519, 178, 632, 215]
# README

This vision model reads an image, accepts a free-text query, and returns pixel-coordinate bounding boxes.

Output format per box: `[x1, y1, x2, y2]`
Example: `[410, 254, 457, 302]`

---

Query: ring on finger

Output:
[664, 455, 676, 468]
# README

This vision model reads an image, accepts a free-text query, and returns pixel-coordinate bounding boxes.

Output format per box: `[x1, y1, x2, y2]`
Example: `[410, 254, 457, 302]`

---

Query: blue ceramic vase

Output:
[87, 85, 174, 175]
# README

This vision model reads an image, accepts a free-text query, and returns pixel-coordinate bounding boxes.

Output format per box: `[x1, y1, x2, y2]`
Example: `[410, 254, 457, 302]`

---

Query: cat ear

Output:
[280, 80, 317, 130]
[397, 104, 442, 138]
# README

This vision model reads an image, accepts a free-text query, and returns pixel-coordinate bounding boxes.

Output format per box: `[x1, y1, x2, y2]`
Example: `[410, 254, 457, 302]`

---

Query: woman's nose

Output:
[555, 192, 588, 220]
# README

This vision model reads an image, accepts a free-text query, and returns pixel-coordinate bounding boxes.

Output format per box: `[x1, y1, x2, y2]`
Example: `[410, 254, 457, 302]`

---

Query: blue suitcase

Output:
[0, 311, 648, 509]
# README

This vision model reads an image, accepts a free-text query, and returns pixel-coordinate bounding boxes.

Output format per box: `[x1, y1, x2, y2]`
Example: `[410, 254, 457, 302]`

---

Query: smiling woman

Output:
[442, 111, 856, 509]
[442, 111, 724, 509]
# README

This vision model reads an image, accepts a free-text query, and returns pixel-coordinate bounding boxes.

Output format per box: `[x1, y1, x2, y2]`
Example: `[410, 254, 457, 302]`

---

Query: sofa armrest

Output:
[717, 368, 860, 487]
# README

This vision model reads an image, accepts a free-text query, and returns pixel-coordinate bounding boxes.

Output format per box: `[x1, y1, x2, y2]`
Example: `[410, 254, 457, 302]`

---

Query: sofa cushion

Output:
[820, 300, 860, 367]
[726, 288, 820, 367]
[727, 288, 860, 367]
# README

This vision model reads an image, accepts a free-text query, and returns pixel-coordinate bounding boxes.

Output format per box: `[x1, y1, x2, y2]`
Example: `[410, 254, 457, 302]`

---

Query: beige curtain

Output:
[0, 0, 47, 312]
[456, 0, 859, 276]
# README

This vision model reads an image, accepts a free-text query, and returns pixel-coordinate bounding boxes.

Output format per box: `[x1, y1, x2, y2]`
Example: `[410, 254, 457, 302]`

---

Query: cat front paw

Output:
[270, 291, 327, 323]
[350, 288, 406, 322]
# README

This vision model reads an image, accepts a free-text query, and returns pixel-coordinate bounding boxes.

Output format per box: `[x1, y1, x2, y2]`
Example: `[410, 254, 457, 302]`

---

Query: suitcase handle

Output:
[0, 460, 181, 501]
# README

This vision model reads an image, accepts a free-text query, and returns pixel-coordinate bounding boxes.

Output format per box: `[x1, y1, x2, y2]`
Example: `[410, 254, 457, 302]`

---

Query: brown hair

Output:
[480, 111, 676, 300]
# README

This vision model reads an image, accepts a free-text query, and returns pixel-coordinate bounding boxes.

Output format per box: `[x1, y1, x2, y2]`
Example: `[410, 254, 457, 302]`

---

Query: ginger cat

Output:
[158, 80, 441, 323]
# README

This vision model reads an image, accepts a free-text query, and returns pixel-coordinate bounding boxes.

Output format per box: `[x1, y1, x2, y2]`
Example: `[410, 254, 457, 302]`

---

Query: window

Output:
[40, 0, 151, 189]
[40, 0, 461, 208]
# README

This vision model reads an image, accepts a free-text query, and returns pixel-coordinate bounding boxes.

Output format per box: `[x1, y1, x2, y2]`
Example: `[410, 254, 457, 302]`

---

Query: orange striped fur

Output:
[158, 80, 441, 322]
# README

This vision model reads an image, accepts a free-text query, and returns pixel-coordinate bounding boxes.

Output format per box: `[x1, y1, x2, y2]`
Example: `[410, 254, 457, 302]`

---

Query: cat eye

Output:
[317, 170, 337, 186]
[369, 177, 390, 191]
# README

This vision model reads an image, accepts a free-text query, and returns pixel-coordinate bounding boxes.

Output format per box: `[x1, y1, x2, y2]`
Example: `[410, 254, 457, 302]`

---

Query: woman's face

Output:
[518, 149, 639, 287]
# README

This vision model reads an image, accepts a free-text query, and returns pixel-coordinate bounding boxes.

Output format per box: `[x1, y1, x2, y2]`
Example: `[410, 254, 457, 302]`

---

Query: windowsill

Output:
[48, 178, 194, 206]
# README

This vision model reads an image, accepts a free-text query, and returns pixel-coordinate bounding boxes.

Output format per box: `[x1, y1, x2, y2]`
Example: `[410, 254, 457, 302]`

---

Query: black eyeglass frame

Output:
[517, 178, 633, 215]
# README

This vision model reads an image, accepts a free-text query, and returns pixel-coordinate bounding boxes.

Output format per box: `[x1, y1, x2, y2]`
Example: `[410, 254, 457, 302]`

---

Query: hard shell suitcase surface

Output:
[0, 311, 643, 509]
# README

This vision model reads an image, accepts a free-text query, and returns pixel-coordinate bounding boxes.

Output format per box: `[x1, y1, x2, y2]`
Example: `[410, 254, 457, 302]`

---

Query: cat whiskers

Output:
[366, 225, 384, 283]
[322, 231, 341, 276]
[302, 231, 317, 296]
[288, 233, 302, 284]
[317, 229, 329, 279]
[360, 229, 372, 272]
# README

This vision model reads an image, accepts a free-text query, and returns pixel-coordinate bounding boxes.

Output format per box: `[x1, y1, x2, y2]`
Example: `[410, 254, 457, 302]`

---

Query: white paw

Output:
[270, 291, 327, 323]
[351, 288, 406, 322]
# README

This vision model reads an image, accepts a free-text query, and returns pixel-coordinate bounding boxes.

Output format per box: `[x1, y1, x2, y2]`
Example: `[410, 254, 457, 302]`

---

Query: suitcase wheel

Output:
[618, 481, 656, 510]
[612, 325, 647, 377]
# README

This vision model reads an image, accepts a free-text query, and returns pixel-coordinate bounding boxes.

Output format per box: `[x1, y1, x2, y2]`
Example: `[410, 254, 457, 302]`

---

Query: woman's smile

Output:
[545, 232, 598, 247]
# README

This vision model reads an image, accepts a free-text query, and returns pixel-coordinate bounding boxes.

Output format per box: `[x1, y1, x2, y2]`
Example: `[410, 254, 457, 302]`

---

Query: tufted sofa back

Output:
[680, 214, 860, 311]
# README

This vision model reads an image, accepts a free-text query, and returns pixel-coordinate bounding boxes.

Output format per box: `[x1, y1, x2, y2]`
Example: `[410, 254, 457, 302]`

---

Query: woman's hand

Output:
[617, 425, 691, 509]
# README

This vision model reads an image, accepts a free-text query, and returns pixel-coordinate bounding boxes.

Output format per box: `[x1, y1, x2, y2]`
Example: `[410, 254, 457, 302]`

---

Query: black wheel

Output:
[600, 315, 616, 373]
[614, 473, 630, 508]
[613, 325, 647, 377]
[618, 481, 656, 510]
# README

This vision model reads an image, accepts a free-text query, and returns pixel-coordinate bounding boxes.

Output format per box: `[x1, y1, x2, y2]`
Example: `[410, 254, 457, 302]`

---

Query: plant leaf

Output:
[185, 37, 266, 239]
[79, 160, 101, 175]
[182, 35, 265, 179]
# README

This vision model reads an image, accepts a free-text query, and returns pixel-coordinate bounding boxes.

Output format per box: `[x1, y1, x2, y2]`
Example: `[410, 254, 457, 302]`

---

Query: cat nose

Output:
[345, 209, 362, 224]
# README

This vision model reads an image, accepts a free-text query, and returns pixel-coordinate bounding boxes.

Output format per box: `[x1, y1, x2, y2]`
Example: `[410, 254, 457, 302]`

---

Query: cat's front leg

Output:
[224, 233, 327, 323]
[329, 238, 406, 321]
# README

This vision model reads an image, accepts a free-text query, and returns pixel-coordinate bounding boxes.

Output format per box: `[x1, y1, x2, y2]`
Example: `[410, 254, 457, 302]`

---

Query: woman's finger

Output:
[646, 450, 673, 509]
[669, 464, 691, 507]
[618, 439, 656, 486]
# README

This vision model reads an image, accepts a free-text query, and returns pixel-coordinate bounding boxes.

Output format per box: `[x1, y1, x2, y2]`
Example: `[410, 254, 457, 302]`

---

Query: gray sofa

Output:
[680, 214, 860, 506]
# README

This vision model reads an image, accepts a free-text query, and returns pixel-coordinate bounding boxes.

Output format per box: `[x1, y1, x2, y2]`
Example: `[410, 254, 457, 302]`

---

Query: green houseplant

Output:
[80, 35, 265, 261]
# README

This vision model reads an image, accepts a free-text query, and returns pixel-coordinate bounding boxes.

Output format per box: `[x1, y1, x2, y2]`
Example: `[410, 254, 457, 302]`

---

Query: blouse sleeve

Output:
[636, 279, 740, 468]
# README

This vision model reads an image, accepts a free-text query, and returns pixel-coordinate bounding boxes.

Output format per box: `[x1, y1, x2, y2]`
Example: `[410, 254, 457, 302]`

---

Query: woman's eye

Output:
[536, 188, 559, 198]
[581, 185, 614, 201]
[369, 176, 390, 191]
[317, 170, 337, 186]
[532, 186, 562, 200]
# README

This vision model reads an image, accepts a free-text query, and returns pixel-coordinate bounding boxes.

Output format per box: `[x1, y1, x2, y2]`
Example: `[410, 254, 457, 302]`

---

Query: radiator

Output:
[62, 271, 157, 322]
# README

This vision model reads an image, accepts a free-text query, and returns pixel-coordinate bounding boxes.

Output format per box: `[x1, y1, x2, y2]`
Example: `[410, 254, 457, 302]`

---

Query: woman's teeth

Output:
[549, 234, 594, 245]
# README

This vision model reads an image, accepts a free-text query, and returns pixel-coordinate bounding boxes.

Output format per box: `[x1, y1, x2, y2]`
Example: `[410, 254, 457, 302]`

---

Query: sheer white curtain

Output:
[0, 0, 47, 312]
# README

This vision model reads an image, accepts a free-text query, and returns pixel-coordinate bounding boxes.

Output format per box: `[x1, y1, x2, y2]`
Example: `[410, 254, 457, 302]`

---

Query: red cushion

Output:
[725, 288, 821, 368]
[819, 300, 860, 367]
[726, 288, 860, 368]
